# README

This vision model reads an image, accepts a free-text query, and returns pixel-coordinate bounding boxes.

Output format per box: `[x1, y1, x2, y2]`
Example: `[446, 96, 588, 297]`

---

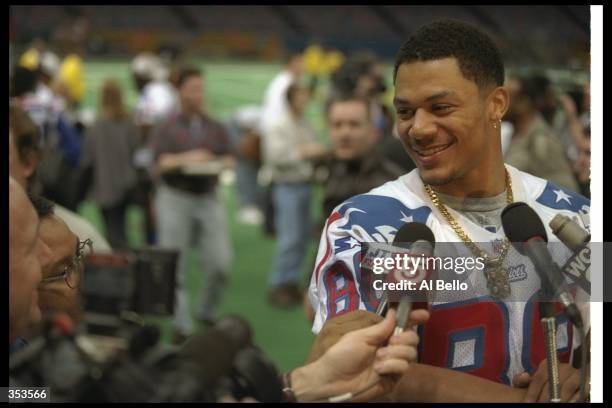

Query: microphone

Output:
[389, 223, 435, 334]
[549, 214, 590, 251]
[501, 202, 583, 329]
[549, 214, 591, 294]
[179, 327, 243, 388]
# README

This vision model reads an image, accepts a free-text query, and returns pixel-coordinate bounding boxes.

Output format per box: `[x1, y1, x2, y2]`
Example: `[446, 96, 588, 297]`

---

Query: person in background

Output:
[319, 94, 406, 220]
[504, 75, 580, 192]
[131, 51, 180, 245]
[81, 79, 140, 249]
[261, 52, 304, 133]
[261, 83, 327, 308]
[555, 84, 591, 197]
[9, 103, 111, 253]
[331, 52, 416, 173]
[227, 105, 266, 226]
[150, 66, 234, 343]
[10, 62, 85, 211]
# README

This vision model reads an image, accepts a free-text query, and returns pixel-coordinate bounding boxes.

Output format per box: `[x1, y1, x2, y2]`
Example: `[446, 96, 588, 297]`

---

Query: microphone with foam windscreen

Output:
[389, 223, 435, 334]
[178, 326, 243, 389]
[501, 202, 583, 329]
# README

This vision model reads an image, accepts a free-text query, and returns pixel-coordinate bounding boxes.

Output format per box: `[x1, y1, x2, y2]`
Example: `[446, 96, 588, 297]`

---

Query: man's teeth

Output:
[417, 145, 449, 156]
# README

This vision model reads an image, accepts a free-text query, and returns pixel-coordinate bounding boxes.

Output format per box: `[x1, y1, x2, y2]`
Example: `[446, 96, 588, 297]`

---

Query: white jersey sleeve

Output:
[308, 173, 433, 334]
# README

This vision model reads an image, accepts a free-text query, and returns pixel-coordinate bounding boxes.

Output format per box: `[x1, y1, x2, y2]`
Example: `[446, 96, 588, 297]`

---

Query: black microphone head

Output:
[129, 324, 161, 359]
[179, 328, 241, 387]
[501, 202, 548, 252]
[393, 222, 435, 248]
[215, 314, 253, 350]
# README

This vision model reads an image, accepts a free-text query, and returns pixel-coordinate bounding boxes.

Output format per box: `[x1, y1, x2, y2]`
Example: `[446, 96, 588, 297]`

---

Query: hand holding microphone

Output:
[291, 308, 430, 402]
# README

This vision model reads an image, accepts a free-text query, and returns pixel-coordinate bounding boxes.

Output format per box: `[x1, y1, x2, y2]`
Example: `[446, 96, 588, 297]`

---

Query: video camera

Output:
[9, 248, 285, 402]
[80, 248, 178, 337]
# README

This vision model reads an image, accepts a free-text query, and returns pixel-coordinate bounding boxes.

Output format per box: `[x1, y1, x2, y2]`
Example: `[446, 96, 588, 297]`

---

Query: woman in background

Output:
[82, 79, 139, 249]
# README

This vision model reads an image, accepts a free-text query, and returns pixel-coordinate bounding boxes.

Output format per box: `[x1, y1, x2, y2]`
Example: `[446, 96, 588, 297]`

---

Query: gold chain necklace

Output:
[424, 168, 514, 298]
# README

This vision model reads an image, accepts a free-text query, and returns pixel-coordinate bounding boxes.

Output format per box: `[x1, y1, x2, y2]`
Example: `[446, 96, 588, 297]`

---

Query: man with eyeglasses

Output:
[29, 193, 93, 325]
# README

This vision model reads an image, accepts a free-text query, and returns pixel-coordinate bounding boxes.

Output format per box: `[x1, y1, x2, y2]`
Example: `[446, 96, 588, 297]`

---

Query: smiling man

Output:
[307, 19, 590, 402]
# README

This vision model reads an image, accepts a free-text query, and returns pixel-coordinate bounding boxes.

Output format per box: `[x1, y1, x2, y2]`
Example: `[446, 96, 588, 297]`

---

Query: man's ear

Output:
[488, 86, 510, 122]
[21, 150, 41, 180]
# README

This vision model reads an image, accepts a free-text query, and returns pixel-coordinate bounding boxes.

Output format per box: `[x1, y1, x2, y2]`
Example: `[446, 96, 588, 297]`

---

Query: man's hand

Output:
[300, 142, 328, 160]
[181, 148, 215, 163]
[512, 361, 587, 402]
[157, 149, 216, 174]
[292, 308, 430, 402]
[307, 308, 429, 363]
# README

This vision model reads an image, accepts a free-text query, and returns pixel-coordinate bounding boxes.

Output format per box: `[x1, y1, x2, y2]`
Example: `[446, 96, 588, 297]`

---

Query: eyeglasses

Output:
[40, 238, 93, 289]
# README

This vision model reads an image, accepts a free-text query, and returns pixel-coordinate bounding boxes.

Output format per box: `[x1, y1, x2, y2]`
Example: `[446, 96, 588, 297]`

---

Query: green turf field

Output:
[77, 60, 350, 372]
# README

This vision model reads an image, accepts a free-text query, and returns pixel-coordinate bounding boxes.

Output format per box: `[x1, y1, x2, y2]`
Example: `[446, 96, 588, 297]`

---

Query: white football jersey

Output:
[308, 164, 590, 384]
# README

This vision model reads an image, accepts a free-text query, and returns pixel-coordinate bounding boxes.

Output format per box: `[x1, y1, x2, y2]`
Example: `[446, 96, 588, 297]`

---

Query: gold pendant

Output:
[484, 261, 511, 299]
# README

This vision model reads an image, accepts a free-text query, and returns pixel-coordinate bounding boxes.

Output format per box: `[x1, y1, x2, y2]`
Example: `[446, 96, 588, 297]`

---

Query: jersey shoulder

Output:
[512, 167, 590, 230]
[328, 170, 433, 242]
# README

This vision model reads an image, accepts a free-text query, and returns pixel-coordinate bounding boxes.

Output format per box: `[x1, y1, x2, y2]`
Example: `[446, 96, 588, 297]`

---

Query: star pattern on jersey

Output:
[553, 189, 572, 205]
[346, 237, 360, 249]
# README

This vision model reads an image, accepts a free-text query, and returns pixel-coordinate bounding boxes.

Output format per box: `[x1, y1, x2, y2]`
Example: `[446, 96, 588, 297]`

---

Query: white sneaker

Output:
[237, 206, 264, 225]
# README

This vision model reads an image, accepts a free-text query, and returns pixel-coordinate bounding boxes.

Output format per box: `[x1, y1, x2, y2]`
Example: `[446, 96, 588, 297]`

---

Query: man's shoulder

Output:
[368, 151, 407, 179]
[513, 166, 589, 212]
[327, 171, 432, 236]
[510, 166, 590, 230]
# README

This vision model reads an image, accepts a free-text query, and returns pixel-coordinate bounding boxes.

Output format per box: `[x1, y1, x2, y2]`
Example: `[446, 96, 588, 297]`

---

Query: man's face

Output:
[38, 215, 82, 322]
[328, 100, 376, 160]
[9, 179, 51, 341]
[179, 75, 204, 113]
[394, 58, 495, 187]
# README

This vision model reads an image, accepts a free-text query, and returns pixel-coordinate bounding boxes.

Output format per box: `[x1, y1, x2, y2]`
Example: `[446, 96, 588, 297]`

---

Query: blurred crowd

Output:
[9, 30, 591, 343]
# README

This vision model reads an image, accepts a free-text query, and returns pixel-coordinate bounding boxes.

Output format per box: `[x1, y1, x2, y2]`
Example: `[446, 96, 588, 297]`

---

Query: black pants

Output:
[101, 197, 130, 250]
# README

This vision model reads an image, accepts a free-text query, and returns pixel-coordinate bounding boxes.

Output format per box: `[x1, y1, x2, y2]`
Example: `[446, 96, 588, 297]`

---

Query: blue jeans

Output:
[269, 183, 312, 288]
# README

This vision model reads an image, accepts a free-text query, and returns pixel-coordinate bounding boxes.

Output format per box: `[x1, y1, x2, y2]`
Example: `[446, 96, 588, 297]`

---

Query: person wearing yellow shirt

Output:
[59, 53, 85, 107]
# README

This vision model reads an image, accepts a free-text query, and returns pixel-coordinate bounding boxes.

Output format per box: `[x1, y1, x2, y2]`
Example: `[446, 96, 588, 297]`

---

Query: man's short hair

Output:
[393, 19, 505, 91]
[10, 66, 38, 97]
[9, 103, 41, 162]
[28, 192, 55, 219]
[177, 66, 202, 88]
[517, 74, 553, 105]
[324, 93, 371, 121]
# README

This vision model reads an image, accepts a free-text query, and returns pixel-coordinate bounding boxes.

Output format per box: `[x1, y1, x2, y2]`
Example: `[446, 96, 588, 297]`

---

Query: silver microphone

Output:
[549, 214, 590, 250]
